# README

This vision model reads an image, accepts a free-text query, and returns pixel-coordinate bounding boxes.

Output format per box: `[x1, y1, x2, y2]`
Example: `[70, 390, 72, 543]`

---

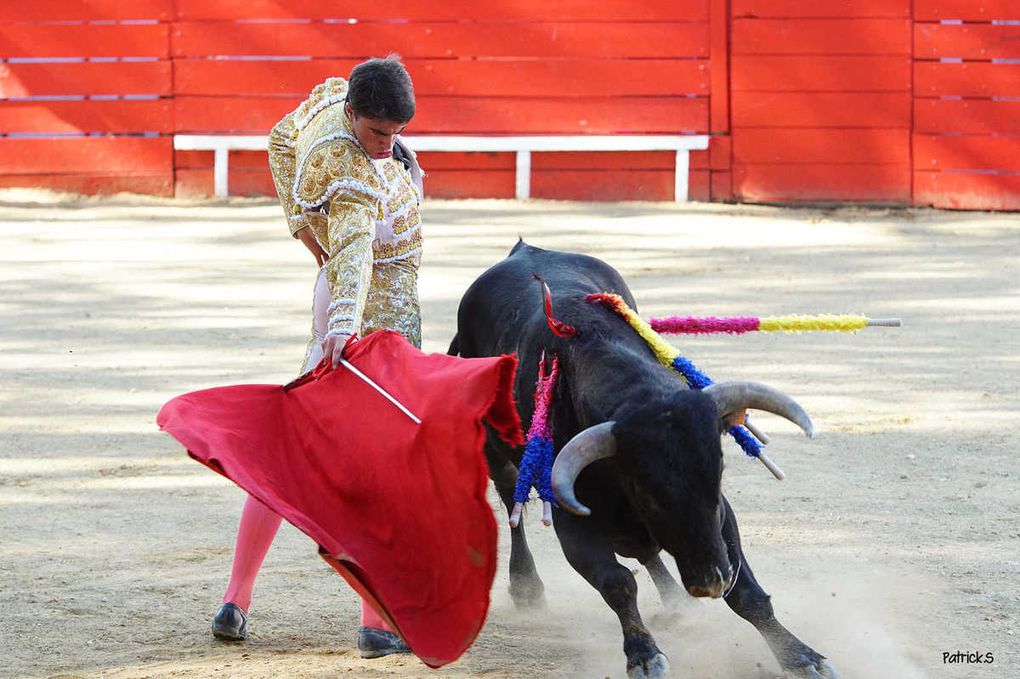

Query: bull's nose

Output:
[686, 583, 724, 598]
[686, 566, 730, 599]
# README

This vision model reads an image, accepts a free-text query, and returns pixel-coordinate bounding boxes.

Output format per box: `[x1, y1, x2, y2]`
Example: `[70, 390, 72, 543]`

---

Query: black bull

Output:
[449, 242, 838, 679]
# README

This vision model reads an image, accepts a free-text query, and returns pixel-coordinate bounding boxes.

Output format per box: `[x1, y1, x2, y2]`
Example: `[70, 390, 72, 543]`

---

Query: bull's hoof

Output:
[626, 652, 669, 679]
[509, 590, 547, 609]
[508, 580, 547, 609]
[785, 658, 839, 679]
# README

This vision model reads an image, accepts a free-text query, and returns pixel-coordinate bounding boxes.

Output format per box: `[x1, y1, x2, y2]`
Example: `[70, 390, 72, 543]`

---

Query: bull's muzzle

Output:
[686, 565, 734, 599]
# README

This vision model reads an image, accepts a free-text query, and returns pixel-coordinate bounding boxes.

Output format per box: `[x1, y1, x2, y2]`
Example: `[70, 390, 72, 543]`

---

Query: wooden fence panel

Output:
[731, 56, 910, 92]
[173, 0, 709, 21]
[167, 3, 711, 199]
[0, 1, 172, 21]
[0, 100, 172, 134]
[914, 100, 1020, 136]
[736, 164, 910, 203]
[915, 0, 1020, 21]
[915, 23, 1020, 60]
[733, 1, 910, 18]
[914, 62, 1020, 98]
[171, 22, 709, 59]
[174, 96, 710, 135]
[0, 137, 170, 174]
[733, 92, 911, 128]
[732, 19, 911, 55]
[0, 10, 173, 195]
[733, 129, 909, 165]
[914, 136, 1020, 173]
[730, 7, 912, 205]
[0, 62, 172, 98]
[914, 173, 1020, 211]
[914, 4, 1020, 209]
[174, 59, 709, 97]
[5, 1, 1017, 208]
[0, 137, 173, 195]
[0, 24, 169, 58]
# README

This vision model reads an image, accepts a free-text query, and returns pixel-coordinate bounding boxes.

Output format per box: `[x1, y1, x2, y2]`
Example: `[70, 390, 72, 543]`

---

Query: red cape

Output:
[157, 331, 522, 667]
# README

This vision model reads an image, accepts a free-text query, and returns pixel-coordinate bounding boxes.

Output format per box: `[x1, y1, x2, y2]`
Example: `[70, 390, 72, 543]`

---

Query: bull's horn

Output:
[702, 381, 815, 439]
[551, 421, 617, 517]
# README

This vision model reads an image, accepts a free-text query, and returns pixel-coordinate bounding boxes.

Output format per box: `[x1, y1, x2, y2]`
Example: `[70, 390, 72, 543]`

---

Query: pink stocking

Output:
[360, 599, 393, 632]
[221, 495, 283, 613]
[222, 493, 388, 631]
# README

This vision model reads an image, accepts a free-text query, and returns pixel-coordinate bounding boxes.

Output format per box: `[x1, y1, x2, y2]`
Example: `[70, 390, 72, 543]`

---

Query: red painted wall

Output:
[0, 1, 1017, 209]
[913, 0, 1020, 210]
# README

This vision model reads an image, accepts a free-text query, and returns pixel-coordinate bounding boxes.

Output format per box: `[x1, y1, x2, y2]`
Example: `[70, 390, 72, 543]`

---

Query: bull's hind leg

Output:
[720, 496, 840, 679]
[488, 455, 547, 608]
[556, 516, 669, 679]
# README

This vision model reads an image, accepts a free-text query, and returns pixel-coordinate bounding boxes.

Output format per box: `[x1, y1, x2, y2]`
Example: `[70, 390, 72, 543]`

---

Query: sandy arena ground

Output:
[0, 192, 1017, 679]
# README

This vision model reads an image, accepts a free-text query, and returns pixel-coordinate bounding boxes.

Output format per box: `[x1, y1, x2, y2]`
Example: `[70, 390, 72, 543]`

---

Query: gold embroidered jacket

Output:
[268, 77, 423, 342]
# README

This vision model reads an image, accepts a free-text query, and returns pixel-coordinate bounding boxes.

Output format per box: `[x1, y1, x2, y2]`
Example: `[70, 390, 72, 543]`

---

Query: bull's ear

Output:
[722, 408, 748, 428]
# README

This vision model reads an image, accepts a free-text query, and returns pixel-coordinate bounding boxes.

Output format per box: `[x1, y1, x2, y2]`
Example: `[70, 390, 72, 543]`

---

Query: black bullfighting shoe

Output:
[356, 626, 412, 659]
[211, 602, 248, 641]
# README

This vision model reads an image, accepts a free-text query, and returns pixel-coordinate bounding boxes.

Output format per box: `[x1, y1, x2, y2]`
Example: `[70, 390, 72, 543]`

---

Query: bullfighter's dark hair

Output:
[347, 55, 416, 123]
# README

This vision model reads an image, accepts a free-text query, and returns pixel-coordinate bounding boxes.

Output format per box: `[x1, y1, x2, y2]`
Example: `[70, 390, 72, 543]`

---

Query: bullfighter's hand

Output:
[296, 226, 330, 267]
[322, 332, 354, 368]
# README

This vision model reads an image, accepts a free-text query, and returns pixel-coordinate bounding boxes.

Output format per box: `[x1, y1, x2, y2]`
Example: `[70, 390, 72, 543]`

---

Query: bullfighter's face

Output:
[346, 102, 407, 159]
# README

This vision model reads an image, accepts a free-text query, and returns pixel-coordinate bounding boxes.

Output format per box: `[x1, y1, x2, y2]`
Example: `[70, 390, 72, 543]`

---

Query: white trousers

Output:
[302, 266, 332, 371]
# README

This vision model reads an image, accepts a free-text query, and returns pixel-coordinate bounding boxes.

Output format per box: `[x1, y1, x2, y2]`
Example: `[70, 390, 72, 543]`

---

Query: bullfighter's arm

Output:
[323, 194, 377, 339]
[267, 111, 310, 238]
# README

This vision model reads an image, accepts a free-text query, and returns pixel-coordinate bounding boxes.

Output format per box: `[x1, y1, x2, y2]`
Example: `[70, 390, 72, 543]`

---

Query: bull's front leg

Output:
[642, 552, 682, 607]
[556, 515, 669, 679]
[720, 496, 840, 679]
[488, 455, 547, 608]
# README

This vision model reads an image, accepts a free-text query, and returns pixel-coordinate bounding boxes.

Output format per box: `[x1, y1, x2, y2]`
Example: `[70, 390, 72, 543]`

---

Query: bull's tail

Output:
[447, 333, 461, 356]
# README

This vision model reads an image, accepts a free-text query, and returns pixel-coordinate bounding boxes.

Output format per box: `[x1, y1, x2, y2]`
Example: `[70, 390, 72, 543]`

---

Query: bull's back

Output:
[453, 242, 633, 358]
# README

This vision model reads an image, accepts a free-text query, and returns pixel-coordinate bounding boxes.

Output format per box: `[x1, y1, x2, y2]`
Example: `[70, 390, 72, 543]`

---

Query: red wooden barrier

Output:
[0, 2, 173, 195]
[732, 93, 911, 128]
[171, 22, 709, 59]
[733, 1, 910, 18]
[732, 19, 912, 55]
[729, 0, 913, 205]
[914, 62, 1020, 98]
[733, 129, 909, 165]
[1, 0, 1017, 208]
[1, 100, 172, 135]
[173, 0, 710, 21]
[731, 56, 910, 92]
[914, 0, 1020, 209]
[915, 23, 1020, 60]
[174, 59, 709, 98]
[0, 137, 172, 195]
[736, 164, 910, 203]
[914, 0, 1020, 20]
[0, 1, 173, 22]
[0, 24, 169, 59]
[168, 2, 710, 199]
[914, 174, 1020, 212]
[0, 62, 172, 98]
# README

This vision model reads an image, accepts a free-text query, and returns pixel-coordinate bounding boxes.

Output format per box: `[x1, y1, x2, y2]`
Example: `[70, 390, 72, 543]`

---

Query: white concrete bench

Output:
[173, 134, 711, 201]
